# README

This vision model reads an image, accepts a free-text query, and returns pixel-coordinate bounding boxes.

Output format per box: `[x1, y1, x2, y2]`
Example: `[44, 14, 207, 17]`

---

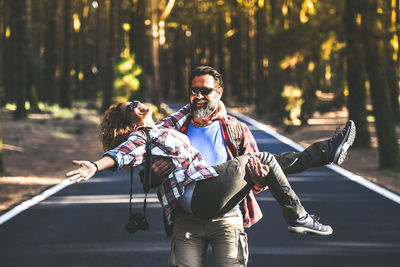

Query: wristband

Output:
[91, 162, 99, 172]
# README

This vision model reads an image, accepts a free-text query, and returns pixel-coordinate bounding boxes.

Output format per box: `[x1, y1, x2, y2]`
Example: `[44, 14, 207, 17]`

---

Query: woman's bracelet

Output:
[91, 162, 99, 172]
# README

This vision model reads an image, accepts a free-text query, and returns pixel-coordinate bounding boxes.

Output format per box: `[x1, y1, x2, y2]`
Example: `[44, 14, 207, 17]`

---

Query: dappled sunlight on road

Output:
[42, 241, 171, 253]
[255, 193, 369, 203]
[40, 194, 160, 206]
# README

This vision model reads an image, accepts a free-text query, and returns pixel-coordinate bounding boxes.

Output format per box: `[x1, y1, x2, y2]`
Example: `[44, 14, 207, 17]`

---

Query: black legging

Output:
[191, 152, 307, 224]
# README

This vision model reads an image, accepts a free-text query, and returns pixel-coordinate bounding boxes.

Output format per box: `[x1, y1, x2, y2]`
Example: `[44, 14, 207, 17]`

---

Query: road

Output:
[1, 111, 399, 267]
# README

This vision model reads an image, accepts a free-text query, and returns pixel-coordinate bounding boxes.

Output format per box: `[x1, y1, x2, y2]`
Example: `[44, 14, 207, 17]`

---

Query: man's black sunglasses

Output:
[189, 86, 215, 96]
[126, 101, 139, 115]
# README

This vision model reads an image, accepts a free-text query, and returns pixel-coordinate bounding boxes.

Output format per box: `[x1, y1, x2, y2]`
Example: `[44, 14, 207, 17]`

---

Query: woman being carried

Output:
[66, 101, 356, 236]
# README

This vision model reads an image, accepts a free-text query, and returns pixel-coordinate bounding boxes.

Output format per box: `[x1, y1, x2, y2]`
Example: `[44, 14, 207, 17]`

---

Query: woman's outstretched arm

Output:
[66, 156, 116, 183]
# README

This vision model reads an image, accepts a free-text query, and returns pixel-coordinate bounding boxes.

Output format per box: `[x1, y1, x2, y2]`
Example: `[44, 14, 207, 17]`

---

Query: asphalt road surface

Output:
[1, 111, 399, 267]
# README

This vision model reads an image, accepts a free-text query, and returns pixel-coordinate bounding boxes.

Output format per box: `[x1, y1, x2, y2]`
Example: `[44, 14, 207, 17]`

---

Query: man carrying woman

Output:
[66, 100, 355, 240]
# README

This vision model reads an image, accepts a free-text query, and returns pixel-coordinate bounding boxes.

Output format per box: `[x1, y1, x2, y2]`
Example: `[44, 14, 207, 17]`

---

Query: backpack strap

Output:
[142, 130, 152, 217]
[226, 118, 243, 151]
[128, 129, 152, 219]
[142, 130, 152, 195]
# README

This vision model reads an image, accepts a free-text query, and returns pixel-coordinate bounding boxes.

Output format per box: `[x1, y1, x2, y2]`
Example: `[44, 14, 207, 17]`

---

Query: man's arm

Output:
[238, 121, 270, 193]
[139, 158, 173, 188]
[246, 156, 269, 190]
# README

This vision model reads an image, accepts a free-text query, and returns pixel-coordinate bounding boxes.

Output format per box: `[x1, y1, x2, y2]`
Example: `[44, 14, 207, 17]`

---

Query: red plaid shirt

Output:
[158, 104, 263, 228]
[104, 127, 218, 226]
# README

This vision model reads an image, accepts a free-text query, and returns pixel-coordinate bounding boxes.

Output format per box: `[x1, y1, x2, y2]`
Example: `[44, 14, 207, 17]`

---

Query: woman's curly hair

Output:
[99, 103, 136, 151]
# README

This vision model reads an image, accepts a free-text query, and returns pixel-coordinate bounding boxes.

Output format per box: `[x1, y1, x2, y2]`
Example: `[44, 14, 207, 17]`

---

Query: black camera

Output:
[125, 213, 149, 234]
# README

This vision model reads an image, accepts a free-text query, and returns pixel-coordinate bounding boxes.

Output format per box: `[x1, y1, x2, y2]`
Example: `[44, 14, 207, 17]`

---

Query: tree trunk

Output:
[150, 0, 160, 106]
[84, 0, 100, 101]
[223, 15, 232, 106]
[43, 0, 57, 104]
[0, 1, 4, 106]
[300, 48, 319, 124]
[2, 1, 13, 105]
[184, 24, 194, 102]
[132, 0, 150, 101]
[12, 0, 28, 119]
[230, 12, 243, 102]
[81, 7, 89, 100]
[73, 15, 81, 100]
[25, 0, 40, 112]
[263, 0, 286, 124]
[383, 0, 400, 122]
[216, 11, 231, 105]
[331, 50, 346, 109]
[242, 14, 251, 103]
[361, 0, 399, 169]
[396, 0, 400, 71]
[344, 0, 370, 147]
[216, 13, 225, 87]
[256, 3, 267, 114]
[209, 23, 219, 71]
[59, 0, 72, 108]
[101, 0, 116, 112]
[0, 119, 3, 174]
[248, 5, 257, 105]
[172, 29, 185, 100]
[266, 55, 285, 124]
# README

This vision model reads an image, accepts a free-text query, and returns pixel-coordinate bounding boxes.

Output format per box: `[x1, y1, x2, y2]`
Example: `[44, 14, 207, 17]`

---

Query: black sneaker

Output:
[328, 120, 356, 165]
[288, 214, 333, 236]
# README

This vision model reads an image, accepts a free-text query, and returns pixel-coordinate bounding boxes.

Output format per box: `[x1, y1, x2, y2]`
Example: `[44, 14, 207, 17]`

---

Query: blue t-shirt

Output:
[178, 120, 230, 214]
[187, 120, 229, 166]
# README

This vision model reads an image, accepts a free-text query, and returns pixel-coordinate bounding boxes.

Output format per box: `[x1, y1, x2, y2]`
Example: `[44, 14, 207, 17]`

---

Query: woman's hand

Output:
[66, 160, 97, 183]
[246, 156, 269, 189]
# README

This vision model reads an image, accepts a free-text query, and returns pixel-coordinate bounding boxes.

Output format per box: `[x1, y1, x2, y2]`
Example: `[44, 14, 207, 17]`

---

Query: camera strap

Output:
[142, 130, 152, 217]
[128, 129, 152, 219]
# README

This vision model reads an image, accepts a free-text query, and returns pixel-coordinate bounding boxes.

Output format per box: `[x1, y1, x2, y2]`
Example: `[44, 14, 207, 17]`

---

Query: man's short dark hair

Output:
[189, 66, 224, 89]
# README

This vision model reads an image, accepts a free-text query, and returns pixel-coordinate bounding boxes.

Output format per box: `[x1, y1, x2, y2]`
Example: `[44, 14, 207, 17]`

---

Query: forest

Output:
[0, 0, 400, 171]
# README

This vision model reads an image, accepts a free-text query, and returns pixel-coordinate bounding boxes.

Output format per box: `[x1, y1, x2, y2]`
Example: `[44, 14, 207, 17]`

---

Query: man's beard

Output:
[191, 99, 218, 119]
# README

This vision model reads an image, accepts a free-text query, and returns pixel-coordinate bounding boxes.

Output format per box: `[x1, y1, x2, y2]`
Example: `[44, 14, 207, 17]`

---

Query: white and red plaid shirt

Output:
[104, 126, 218, 226]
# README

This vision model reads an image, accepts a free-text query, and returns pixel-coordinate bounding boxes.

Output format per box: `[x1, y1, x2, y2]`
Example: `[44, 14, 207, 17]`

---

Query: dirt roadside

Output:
[1, 106, 399, 216]
[0, 109, 103, 214]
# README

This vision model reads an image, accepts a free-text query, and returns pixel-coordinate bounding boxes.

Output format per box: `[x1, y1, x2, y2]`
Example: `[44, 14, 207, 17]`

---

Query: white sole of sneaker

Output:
[334, 120, 356, 165]
[288, 226, 333, 236]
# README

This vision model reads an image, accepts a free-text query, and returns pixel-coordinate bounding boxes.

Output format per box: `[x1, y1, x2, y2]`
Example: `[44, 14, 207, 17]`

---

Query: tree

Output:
[11, 0, 28, 119]
[59, 0, 72, 108]
[361, 0, 399, 169]
[130, 0, 149, 101]
[42, 0, 57, 104]
[382, 0, 400, 122]
[101, 0, 117, 112]
[0, 119, 3, 174]
[263, 0, 287, 124]
[3, 1, 14, 106]
[230, 9, 245, 102]
[255, 2, 268, 114]
[25, 0, 40, 112]
[1, 0, 398, 142]
[149, 0, 161, 106]
[344, 0, 370, 147]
